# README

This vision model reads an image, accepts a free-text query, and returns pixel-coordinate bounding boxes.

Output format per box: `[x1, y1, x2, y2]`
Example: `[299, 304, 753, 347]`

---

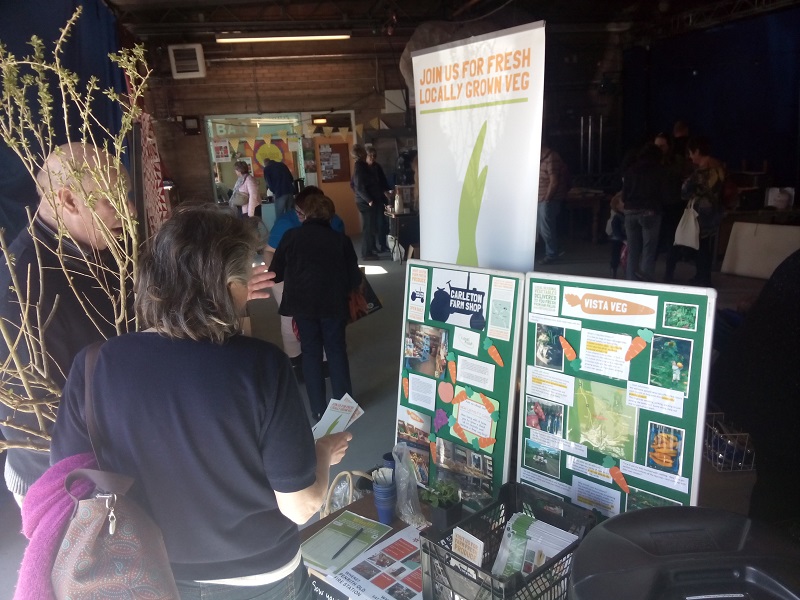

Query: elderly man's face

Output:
[67, 168, 135, 251]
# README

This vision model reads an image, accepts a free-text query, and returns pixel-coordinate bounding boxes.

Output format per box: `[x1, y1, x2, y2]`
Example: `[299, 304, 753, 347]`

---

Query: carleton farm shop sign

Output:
[429, 269, 490, 331]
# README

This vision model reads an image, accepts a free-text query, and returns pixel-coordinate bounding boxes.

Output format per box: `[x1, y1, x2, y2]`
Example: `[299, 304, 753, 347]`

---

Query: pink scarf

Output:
[14, 453, 97, 600]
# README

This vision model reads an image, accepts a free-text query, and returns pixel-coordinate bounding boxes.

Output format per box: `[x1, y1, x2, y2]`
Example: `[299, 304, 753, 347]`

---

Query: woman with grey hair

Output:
[50, 205, 351, 599]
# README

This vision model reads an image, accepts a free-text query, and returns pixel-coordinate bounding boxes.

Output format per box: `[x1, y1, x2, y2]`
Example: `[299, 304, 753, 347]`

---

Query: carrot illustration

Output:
[478, 392, 495, 414]
[558, 336, 577, 362]
[608, 465, 630, 493]
[564, 293, 582, 307]
[477, 436, 496, 449]
[482, 338, 504, 367]
[452, 389, 469, 404]
[625, 336, 647, 361]
[430, 440, 438, 463]
[446, 352, 457, 382]
[402, 370, 409, 399]
[452, 421, 468, 443]
[564, 292, 654, 316]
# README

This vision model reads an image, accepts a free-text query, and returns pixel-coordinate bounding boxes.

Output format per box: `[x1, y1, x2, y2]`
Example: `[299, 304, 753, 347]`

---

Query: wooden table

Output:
[384, 210, 420, 262]
[563, 188, 608, 244]
[302, 494, 417, 542]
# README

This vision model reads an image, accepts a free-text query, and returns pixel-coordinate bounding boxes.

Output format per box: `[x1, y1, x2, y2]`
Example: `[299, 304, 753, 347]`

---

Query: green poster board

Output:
[397, 260, 524, 504]
[518, 273, 716, 518]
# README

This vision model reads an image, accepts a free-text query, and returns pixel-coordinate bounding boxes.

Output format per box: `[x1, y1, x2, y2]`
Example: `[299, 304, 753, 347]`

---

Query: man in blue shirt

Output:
[263, 158, 296, 219]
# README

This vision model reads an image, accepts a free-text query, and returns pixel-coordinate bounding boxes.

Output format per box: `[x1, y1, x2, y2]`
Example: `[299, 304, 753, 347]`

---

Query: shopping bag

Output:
[674, 200, 700, 250]
[348, 269, 382, 323]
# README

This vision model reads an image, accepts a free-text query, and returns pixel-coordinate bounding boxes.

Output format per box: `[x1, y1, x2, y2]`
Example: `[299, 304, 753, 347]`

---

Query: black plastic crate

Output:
[421, 483, 595, 600]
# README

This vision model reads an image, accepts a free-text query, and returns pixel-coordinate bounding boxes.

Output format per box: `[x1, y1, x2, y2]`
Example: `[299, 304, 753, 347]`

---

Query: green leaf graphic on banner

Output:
[456, 121, 488, 266]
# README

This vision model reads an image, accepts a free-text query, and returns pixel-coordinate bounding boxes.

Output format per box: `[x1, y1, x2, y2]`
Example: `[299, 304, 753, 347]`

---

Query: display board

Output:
[518, 273, 716, 518]
[397, 260, 524, 505]
[319, 143, 351, 183]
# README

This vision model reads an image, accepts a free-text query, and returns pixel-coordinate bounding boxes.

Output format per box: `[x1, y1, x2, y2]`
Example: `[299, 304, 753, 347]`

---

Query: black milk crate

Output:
[421, 483, 595, 600]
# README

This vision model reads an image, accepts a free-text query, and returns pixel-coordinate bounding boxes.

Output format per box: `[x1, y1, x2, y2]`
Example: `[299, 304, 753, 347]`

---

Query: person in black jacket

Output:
[622, 143, 671, 280]
[351, 144, 384, 260]
[0, 143, 132, 505]
[270, 192, 363, 420]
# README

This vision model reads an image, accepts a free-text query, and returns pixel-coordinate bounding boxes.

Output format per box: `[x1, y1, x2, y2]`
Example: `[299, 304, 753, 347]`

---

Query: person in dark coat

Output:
[622, 143, 671, 280]
[351, 144, 385, 260]
[709, 249, 800, 525]
[270, 193, 363, 420]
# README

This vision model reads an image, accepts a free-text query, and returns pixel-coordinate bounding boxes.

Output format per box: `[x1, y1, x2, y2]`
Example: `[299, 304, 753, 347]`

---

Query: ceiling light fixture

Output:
[312, 117, 328, 125]
[216, 31, 351, 43]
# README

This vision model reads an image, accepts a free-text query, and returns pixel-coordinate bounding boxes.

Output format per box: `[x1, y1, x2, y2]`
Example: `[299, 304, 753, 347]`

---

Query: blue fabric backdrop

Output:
[0, 0, 122, 240]
[623, 8, 800, 186]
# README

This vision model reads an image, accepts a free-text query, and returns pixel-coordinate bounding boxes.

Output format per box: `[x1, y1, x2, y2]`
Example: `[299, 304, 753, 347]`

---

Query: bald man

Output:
[0, 143, 134, 504]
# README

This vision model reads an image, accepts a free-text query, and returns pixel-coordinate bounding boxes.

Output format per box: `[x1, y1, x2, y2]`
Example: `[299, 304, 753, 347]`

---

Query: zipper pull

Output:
[101, 493, 118, 535]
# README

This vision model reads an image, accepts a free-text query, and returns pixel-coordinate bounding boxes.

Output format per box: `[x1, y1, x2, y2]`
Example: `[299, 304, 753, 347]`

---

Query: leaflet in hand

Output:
[312, 393, 364, 439]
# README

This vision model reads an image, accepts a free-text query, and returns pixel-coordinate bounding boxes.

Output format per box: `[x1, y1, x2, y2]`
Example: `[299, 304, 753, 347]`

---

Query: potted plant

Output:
[419, 480, 463, 532]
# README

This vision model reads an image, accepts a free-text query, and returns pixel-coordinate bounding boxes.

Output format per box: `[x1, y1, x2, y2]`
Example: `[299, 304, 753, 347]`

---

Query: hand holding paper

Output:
[312, 393, 364, 440]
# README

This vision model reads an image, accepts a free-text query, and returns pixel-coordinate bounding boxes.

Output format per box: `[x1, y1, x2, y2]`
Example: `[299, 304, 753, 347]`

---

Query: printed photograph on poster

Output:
[662, 302, 699, 332]
[487, 277, 516, 342]
[387, 583, 417, 600]
[531, 283, 560, 317]
[403, 322, 448, 380]
[525, 396, 564, 436]
[353, 561, 381, 579]
[396, 406, 431, 485]
[534, 324, 565, 371]
[523, 438, 561, 478]
[434, 438, 493, 502]
[646, 422, 684, 476]
[648, 335, 693, 397]
[451, 388, 499, 452]
[407, 373, 436, 411]
[407, 267, 429, 323]
[212, 140, 231, 162]
[428, 269, 490, 331]
[626, 487, 682, 511]
[397, 406, 431, 445]
[568, 378, 637, 461]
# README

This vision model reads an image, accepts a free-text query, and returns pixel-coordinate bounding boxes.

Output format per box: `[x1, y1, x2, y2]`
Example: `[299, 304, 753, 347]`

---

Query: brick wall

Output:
[144, 42, 408, 203]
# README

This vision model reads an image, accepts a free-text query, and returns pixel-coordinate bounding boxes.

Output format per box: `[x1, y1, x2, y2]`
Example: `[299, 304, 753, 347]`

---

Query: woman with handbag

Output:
[664, 136, 726, 286]
[230, 160, 261, 218]
[49, 205, 352, 599]
[270, 193, 363, 422]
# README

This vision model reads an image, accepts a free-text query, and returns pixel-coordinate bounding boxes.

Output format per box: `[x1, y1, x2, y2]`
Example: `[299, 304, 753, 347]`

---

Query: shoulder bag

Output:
[673, 199, 700, 250]
[229, 175, 251, 207]
[51, 343, 179, 599]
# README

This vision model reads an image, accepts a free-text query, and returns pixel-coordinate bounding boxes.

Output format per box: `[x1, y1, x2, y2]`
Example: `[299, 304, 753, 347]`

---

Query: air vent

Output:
[167, 44, 206, 79]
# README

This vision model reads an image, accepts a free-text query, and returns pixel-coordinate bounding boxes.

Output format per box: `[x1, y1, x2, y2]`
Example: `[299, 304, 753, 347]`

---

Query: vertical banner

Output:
[518, 273, 717, 518]
[397, 259, 524, 506]
[412, 22, 545, 272]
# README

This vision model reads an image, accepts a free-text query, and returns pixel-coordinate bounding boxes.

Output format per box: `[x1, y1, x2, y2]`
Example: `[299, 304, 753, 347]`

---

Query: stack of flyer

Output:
[312, 393, 364, 440]
[491, 513, 578, 578]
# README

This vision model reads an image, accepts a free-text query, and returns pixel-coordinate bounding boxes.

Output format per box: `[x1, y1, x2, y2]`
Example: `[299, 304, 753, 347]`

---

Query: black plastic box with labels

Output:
[420, 483, 596, 600]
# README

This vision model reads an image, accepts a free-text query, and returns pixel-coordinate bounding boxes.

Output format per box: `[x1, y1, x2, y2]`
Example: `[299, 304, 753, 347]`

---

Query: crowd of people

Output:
[610, 122, 730, 286]
[1, 143, 358, 599]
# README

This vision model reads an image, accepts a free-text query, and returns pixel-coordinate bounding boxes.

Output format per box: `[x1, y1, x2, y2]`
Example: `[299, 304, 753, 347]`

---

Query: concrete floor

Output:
[0, 236, 767, 598]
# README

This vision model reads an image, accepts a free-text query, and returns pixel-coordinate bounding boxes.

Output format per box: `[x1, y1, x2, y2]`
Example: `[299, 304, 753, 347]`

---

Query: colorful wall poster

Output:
[398, 260, 523, 505]
[412, 22, 545, 272]
[518, 272, 716, 516]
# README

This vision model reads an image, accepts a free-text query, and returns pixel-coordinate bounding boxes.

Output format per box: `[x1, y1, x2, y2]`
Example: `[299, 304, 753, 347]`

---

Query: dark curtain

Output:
[0, 0, 123, 240]
[622, 7, 800, 185]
